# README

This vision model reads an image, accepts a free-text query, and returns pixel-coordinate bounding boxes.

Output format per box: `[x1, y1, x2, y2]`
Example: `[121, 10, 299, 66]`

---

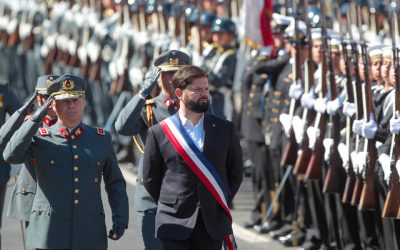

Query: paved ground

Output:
[2, 163, 296, 250]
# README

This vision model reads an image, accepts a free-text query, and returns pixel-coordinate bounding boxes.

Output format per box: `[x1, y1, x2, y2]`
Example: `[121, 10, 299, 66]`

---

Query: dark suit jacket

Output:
[143, 113, 243, 240]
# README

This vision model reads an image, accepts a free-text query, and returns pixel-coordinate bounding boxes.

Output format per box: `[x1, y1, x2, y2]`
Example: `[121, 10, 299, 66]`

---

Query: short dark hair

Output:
[171, 65, 208, 90]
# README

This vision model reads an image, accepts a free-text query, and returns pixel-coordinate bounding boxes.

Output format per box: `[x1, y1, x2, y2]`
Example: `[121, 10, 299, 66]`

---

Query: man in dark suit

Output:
[142, 65, 243, 250]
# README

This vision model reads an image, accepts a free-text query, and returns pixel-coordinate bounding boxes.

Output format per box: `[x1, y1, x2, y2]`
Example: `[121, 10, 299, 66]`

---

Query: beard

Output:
[183, 96, 209, 113]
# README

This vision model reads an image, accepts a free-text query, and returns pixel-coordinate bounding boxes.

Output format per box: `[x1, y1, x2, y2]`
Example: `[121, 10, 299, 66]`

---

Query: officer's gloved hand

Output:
[342, 101, 356, 118]
[378, 153, 392, 183]
[390, 111, 400, 134]
[138, 66, 161, 99]
[300, 91, 315, 109]
[326, 98, 341, 116]
[314, 97, 328, 114]
[279, 113, 291, 135]
[396, 160, 400, 179]
[337, 143, 348, 167]
[362, 113, 377, 139]
[352, 119, 364, 135]
[323, 138, 334, 161]
[292, 115, 304, 144]
[288, 83, 303, 100]
[30, 96, 54, 123]
[18, 90, 38, 116]
[108, 223, 126, 240]
[307, 126, 320, 149]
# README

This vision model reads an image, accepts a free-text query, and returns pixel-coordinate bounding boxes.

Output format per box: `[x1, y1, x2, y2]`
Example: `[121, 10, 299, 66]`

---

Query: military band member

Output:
[3, 74, 129, 250]
[115, 50, 190, 250]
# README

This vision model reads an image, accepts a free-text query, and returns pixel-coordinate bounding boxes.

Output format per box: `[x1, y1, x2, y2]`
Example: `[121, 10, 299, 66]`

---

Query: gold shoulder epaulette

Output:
[97, 128, 105, 136]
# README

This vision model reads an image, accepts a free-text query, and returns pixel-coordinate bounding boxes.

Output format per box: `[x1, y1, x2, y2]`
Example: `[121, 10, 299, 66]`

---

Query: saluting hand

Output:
[30, 95, 54, 123]
[108, 223, 126, 241]
[138, 66, 161, 99]
[18, 90, 38, 116]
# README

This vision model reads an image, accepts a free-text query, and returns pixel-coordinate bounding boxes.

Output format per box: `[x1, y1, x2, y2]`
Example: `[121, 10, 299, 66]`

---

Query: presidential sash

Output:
[160, 114, 237, 250]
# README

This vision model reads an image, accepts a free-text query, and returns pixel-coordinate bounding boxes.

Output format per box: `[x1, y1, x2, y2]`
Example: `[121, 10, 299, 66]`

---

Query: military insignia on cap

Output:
[97, 127, 105, 136]
[47, 76, 55, 85]
[62, 80, 75, 90]
[39, 128, 49, 136]
[169, 58, 179, 65]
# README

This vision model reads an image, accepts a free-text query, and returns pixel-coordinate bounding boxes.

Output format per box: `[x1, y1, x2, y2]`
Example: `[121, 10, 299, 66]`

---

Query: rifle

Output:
[304, 0, 328, 180]
[280, 0, 302, 167]
[293, 0, 316, 176]
[323, 3, 346, 193]
[382, 3, 400, 218]
[348, 3, 365, 206]
[340, 5, 357, 203]
[358, 3, 377, 211]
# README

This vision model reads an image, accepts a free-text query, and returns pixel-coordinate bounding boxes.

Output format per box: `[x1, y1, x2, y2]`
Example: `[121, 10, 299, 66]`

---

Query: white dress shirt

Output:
[179, 114, 205, 151]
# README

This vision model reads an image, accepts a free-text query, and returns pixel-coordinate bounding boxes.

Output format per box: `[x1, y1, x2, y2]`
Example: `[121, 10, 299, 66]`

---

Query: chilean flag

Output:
[244, 0, 274, 48]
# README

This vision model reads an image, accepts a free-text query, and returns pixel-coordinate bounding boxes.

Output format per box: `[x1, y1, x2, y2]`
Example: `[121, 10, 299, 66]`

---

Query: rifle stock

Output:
[280, 130, 298, 167]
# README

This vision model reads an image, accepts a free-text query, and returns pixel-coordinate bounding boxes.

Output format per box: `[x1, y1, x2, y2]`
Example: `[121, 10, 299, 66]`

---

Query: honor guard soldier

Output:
[2, 75, 59, 232]
[115, 50, 190, 250]
[199, 17, 237, 120]
[0, 81, 21, 245]
[3, 74, 129, 250]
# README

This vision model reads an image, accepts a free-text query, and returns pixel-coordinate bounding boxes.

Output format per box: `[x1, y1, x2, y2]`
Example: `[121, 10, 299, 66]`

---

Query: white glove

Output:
[342, 101, 356, 118]
[362, 113, 377, 139]
[323, 138, 334, 161]
[279, 113, 291, 135]
[390, 111, 400, 134]
[292, 116, 305, 144]
[352, 119, 364, 135]
[378, 154, 392, 183]
[314, 97, 328, 114]
[301, 91, 315, 109]
[307, 126, 320, 149]
[356, 152, 367, 173]
[350, 151, 359, 173]
[338, 143, 348, 166]
[326, 98, 342, 115]
[288, 84, 304, 100]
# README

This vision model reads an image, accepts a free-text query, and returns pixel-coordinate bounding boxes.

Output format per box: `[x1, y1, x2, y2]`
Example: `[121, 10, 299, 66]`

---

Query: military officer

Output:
[115, 50, 190, 250]
[1, 75, 59, 233]
[3, 74, 129, 250]
[0, 81, 21, 246]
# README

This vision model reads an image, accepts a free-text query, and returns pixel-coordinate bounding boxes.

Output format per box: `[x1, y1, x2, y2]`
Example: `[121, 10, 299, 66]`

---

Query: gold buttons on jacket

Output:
[74, 178, 79, 183]
[74, 155, 79, 160]
[94, 178, 99, 183]
[72, 145, 77, 149]
[21, 188, 26, 193]
[74, 189, 79, 194]
[50, 160, 55, 164]
[73, 166, 79, 171]
[74, 200, 79, 205]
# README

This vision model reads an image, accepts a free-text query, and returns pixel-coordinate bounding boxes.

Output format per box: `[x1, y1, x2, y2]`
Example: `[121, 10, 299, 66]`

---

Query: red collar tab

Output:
[97, 127, 105, 136]
[39, 128, 49, 136]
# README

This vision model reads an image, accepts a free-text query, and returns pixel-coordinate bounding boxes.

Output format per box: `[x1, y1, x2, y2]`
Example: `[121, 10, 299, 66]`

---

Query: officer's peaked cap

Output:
[35, 75, 60, 95]
[154, 50, 191, 72]
[211, 17, 236, 36]
[47, 74, 87, 100]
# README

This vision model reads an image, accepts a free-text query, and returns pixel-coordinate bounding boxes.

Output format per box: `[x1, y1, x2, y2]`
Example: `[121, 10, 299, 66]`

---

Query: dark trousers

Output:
[160, 213, 223, 250]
